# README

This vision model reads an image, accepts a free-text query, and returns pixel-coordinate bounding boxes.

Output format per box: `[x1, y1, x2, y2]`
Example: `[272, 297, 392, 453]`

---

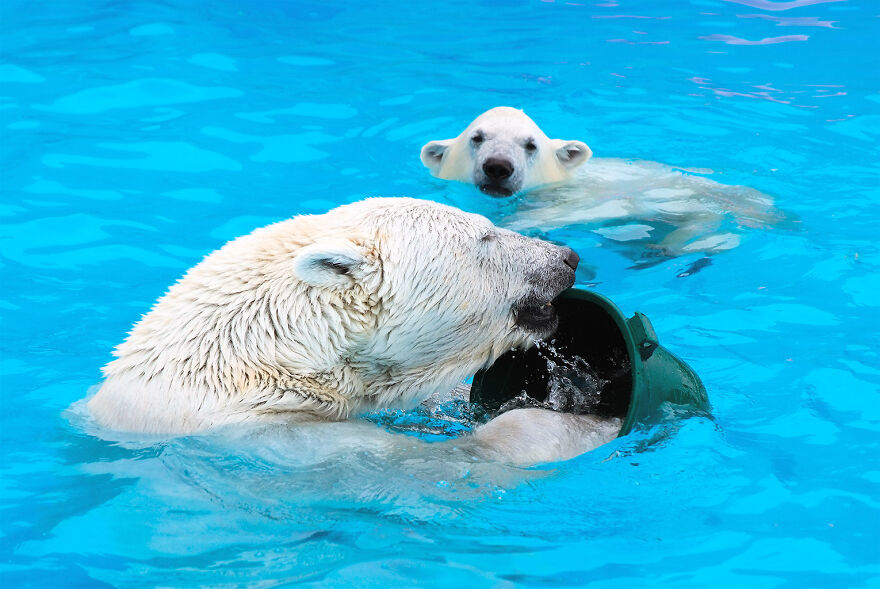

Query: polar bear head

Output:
[421, 107, 592, 197]
[90, 197, 579, 433]
[295, 198, 579, 405]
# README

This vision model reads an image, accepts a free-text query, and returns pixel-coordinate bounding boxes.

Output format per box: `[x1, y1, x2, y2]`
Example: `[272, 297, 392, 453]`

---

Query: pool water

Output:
[2, 0, 879, 586]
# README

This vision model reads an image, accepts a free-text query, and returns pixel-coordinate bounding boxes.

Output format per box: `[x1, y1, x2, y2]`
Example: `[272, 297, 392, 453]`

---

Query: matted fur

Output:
[89, 197, 575, 434]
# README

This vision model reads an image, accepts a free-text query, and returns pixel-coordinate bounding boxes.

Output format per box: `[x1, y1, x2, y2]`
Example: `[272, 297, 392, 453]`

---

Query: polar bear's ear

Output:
[420, 139, 453, 174]
[292, 239, 366, 288]
[552, 140, 592, 169]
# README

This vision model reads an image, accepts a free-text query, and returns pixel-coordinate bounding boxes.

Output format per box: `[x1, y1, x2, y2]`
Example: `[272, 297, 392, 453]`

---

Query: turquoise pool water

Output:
[2, 0, 878, 586]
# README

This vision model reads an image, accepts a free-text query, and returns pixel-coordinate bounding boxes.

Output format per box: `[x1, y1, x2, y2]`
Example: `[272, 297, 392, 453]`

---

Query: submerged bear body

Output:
[421, 107, 786, 260]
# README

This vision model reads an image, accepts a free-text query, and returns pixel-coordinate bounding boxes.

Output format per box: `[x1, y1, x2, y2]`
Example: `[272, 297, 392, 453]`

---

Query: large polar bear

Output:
[87, 198, 616, 463]
[421, 107, 785, 262]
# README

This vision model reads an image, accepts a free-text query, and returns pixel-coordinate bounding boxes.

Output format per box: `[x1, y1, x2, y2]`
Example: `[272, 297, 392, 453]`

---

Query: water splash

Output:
[498, 340, 608, 415]
[368, 396, 489, 440]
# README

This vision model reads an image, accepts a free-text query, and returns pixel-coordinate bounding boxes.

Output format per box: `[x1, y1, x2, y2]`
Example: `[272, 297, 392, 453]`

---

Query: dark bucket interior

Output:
[471, 298, 633, 419]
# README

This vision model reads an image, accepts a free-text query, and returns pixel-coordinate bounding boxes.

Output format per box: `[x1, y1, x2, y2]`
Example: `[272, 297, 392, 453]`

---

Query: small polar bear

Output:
[421, 107, 785, 261]
[88, 197, 616, 464]
[421, 106, 591, 198]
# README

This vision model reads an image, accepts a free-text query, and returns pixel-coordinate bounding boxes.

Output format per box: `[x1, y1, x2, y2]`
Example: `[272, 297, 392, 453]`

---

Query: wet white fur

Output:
[89, 198, 574, 436]
[423, 107, 783, 256]
[503, 157, 782, 256]
[471, 409, 621, 466]
[77, 394, 621, 468]
[421, 106, 591, 189]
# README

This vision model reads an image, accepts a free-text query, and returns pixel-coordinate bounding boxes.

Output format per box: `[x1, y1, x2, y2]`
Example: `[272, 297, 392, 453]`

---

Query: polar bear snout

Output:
[545, 244, 579, 297]
[561, 247, 580, 271]
[474, 140, 525, 196]
[482, 158, 514, 181]
[477, 157, 519, 197]
[514, 244, 579, 338]
[546, 245, 579, 292]
[528, 243, 579, 293]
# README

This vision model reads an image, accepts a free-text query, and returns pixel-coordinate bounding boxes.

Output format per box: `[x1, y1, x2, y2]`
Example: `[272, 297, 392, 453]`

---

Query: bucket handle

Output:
[627, 312, 659, 361]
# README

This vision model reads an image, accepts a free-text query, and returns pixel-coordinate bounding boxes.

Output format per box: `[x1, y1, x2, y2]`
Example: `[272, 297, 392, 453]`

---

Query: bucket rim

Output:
[555, 288, 646, 436]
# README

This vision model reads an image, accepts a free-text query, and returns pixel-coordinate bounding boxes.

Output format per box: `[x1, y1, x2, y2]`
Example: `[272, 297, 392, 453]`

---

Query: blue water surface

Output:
[2, 0, 879, 587]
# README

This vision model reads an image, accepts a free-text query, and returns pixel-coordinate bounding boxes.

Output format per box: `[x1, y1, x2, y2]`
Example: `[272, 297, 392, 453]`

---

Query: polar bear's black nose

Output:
[562, 247, 580, 270]
[483, 158, 514, 180]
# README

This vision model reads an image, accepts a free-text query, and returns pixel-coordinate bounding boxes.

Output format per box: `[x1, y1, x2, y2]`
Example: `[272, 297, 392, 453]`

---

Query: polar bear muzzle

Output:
[514, 246, 579, 338]
[479, 157, 517, 197]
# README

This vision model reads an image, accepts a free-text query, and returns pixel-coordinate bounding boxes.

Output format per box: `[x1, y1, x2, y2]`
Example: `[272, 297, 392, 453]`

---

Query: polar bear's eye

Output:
[479, 232, 495, 243]
[471, 132, 484, 145]
[524, 139, 537, 153]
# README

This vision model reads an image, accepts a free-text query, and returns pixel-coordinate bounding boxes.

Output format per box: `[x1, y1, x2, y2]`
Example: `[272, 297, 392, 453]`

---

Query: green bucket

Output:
[470, 288, 710, 436]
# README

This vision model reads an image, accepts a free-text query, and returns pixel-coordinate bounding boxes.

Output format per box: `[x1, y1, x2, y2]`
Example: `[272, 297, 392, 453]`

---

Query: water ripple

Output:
[725, 0, 847, 10]
[34, 78, 243, 114]
[42, 141, 242, 172]
[2, 0, 877, 585]
[700, 33, 810, 45]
